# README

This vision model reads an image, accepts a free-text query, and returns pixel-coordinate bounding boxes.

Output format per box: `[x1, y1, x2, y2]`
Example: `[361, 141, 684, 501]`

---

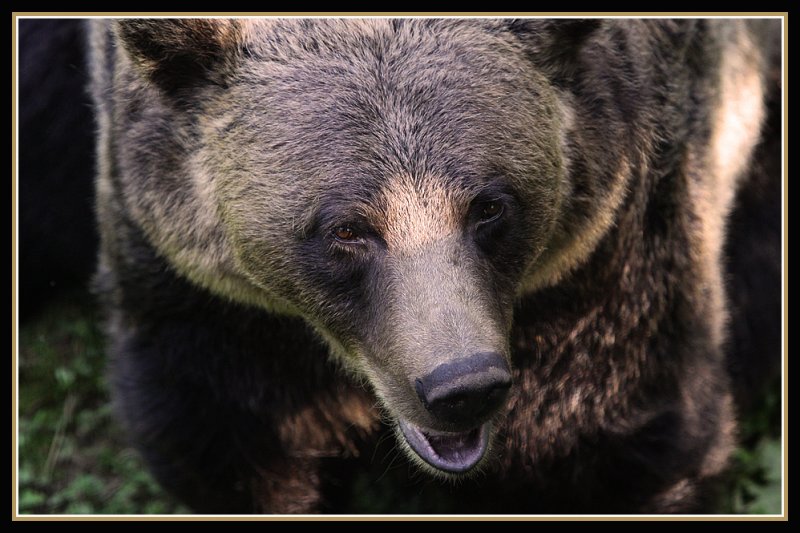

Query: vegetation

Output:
[17, 293, 187, 514]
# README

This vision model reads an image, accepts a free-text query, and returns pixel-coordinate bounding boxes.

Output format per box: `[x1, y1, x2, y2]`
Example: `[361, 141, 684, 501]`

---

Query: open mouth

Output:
[398, 419, 490, 473]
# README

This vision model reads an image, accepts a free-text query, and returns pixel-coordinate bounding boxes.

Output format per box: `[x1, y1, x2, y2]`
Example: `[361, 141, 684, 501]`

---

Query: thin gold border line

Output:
[12, 12, 18, 522]
[8, 12, 792, 18]
[781, 12, 789, 521]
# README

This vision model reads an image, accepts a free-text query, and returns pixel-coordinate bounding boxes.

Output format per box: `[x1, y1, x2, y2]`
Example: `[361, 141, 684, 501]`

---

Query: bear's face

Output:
[115, 19, 572, 475]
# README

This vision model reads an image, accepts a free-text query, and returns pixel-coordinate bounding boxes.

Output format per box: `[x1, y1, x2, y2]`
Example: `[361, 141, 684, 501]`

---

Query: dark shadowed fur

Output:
[90, 18, 781, 513]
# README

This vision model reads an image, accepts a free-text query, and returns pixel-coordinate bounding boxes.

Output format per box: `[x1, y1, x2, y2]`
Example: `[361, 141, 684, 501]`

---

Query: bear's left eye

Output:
[477, 200, 504, 224]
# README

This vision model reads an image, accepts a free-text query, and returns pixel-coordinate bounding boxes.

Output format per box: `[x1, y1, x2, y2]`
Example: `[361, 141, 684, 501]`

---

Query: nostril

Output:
[414, 378, 430, 410]
[485, 378, 511, 403]
[415, 352, 512, 427]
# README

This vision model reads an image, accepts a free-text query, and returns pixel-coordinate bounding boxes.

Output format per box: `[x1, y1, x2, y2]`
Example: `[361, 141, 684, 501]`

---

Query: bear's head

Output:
[110, 18, 627, 475]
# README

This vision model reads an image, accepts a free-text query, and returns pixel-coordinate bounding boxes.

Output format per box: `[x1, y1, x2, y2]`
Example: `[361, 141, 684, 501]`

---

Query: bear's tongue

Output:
[398, 419, 489, 473]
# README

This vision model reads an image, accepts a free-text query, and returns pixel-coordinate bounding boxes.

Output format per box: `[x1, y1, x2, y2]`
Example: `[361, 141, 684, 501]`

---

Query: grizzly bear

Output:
[90, 18, 781, 513]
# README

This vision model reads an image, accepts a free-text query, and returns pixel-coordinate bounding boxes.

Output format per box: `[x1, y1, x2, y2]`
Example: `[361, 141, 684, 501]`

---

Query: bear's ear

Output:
[507, 19, 603, 84]
[115, 19, 241, 93]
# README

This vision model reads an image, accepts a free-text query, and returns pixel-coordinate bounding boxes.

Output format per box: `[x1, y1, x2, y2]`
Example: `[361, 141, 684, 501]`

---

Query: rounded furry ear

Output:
[114, 19, 241, 92]
[507, 19, 603, 84]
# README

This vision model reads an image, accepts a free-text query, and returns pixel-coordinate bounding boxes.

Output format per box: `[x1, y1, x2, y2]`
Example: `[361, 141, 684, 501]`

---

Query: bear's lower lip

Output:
[398, 419, 490, 473]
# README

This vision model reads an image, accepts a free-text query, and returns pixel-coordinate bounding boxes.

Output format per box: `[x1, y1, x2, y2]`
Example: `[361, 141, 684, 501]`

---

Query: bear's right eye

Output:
[332, 226, 359, 243]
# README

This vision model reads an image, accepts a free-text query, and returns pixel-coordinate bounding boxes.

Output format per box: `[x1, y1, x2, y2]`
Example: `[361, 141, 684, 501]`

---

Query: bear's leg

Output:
[109, 314, 334, 513]
[110, 318, 258, 512]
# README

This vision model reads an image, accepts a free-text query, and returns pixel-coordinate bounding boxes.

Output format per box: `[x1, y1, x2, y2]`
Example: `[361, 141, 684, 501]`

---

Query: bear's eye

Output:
[478, 200, 504, 224]
[333, 225, 359, 243]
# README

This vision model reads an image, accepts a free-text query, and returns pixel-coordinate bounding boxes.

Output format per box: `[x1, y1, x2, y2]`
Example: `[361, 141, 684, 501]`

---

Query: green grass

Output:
[17, 293, 188, 515]
[15, 293, 783, 515]
[718, 376, 783, 514]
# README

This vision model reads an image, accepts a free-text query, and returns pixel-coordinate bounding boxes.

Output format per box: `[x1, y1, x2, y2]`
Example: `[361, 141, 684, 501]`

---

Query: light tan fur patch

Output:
[378, 174, 464, 254]
[691, 22, 766, 348]
[521, 156, 631, 294]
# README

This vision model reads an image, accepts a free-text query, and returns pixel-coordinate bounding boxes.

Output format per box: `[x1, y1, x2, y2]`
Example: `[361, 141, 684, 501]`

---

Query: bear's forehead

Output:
[237, 19, 510, 63]
[224, 20, 557, 177]
[235, 18, 537, 101]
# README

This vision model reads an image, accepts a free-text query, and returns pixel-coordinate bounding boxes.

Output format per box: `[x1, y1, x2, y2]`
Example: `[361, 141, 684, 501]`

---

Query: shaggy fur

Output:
[90, 18, 781, 513]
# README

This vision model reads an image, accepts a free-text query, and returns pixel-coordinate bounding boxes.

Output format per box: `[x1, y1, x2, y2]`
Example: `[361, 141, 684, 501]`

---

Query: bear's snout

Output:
[414, 352, 512, 429]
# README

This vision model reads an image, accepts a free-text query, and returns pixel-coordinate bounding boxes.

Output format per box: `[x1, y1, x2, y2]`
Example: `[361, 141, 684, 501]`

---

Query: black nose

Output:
[415, 352, 512, 427]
